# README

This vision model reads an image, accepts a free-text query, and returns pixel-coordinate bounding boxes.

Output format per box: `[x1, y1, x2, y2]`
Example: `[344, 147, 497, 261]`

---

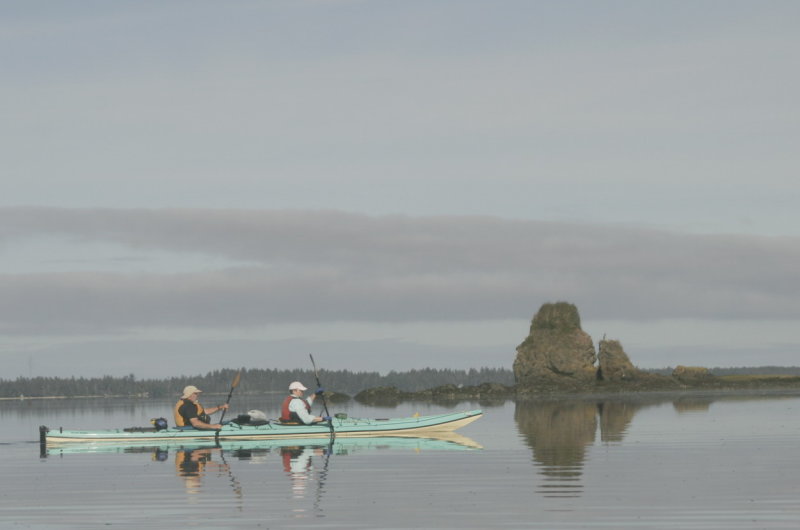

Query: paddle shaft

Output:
[309, 354, 333, 438]
[218, 370, 241, 424]
[309, 354, 331, 418]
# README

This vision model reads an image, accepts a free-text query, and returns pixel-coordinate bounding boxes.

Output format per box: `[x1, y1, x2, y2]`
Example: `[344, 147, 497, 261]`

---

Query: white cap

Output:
[181, 385, 202, 398]
[289, 381, 307, 391]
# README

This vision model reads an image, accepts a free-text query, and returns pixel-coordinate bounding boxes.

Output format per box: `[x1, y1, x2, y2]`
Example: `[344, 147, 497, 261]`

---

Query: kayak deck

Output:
[43, 409, 483, 445]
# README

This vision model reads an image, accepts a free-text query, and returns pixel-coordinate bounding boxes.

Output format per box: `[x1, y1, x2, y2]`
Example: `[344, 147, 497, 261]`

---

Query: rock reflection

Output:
[515, 399, 644, 498]
[515, 401, 596, 498]
[672, 397, 713, 413]
[597, 401, 637, 442]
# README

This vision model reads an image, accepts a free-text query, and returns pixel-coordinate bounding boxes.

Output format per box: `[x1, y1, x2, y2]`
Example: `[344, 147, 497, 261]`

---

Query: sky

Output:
[2, 1, 799, 379]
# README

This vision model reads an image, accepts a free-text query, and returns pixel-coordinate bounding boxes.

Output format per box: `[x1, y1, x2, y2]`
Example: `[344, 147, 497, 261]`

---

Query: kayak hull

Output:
[43, 409, 482, 445]
[45, 431, 484, 455]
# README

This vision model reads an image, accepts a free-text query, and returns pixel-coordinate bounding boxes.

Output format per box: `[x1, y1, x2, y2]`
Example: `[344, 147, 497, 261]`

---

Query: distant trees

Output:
[0, 366, 515, 398]
[6, 365, 799, 398]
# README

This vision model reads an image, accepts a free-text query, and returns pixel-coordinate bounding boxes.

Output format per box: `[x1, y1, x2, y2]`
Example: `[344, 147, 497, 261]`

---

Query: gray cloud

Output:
[1, 207, 799, 335]
[8, 336, 513, 380]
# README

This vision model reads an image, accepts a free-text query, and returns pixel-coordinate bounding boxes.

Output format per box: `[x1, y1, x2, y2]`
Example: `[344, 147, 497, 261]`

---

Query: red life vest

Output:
[280, 395, 311, 423]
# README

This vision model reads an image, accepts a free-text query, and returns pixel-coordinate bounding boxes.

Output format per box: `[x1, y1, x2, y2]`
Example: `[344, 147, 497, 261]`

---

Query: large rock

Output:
[671, 365, 712, 382]
[513, 302, 597, 390]
[597, 338, 639, 381]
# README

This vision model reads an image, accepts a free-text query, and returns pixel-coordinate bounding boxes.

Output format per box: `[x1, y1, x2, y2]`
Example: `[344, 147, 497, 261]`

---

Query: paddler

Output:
[279, 381, 331, 425]
[174, 385, 229, 430]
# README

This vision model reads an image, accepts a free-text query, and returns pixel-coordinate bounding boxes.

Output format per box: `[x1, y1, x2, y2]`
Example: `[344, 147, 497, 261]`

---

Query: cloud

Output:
[7, 335, 513, 380]
[1, 207, 799, 336]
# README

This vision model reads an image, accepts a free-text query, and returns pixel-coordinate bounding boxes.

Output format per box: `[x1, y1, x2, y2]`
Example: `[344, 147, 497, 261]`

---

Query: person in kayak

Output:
[280, 381, 331, 425]
[174, 385, 229, 430]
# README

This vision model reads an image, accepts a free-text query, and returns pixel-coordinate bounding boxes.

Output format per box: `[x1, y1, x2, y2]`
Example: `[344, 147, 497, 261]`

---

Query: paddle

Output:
[219, 370, 241, 424]
[309, 354, 334, 439]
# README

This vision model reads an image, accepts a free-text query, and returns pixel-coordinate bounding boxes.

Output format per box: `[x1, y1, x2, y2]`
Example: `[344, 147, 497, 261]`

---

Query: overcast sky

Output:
[2, 1, 799, 379]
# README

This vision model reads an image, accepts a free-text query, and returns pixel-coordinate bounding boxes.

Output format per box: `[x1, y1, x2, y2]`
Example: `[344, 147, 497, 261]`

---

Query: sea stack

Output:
[597, 338, 639, 381]
[513, 302, 597, 392]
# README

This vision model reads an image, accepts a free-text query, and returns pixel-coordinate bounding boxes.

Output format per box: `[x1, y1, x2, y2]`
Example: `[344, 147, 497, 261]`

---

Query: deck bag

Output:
[122, 417, 167, 433]
[233, 409, 269, 426]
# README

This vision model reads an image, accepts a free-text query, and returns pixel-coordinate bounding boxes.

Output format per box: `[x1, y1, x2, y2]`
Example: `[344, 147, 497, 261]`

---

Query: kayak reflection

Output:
[175, 446, 243, 501]
[46, 433, 479, 514]
[280, 445, 328, 516]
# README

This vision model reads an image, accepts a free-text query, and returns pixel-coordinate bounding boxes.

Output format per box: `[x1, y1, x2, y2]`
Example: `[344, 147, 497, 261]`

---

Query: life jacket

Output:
[176, 448, 210, 477]
[280, 395, 311, 423]
[173, 399, 210, 427]
[281, 447, 303, 472]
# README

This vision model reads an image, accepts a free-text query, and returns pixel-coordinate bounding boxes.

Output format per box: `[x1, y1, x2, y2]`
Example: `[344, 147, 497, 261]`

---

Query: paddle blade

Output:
[232, 370, 242, 388]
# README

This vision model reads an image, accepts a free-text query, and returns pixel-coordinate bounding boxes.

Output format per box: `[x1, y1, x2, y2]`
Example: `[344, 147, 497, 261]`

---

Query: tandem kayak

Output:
[43, 431, 483, 456]
[41, 409, 483, 445]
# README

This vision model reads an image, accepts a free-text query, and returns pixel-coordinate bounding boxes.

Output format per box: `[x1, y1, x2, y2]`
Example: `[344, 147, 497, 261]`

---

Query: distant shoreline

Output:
[0, 390, 289, 401]
[0, 395, 133, 401]
[6, 376, 800, 403]
[7, 387, 800, 404]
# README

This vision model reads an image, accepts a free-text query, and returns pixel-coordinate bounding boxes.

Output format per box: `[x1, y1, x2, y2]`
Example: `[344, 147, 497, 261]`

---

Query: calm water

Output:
[1, 391, 798, 529]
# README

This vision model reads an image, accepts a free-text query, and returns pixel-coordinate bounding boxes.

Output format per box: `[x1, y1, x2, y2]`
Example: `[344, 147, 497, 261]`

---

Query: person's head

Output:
[182, 385, 203, 401]
[288, 381, 307, 396]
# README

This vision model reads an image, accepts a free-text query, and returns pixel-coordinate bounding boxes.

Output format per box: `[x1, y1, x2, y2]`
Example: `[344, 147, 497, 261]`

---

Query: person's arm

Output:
[205, 403, 229, 415]
[189, 417, 223, 430]
[305, 387, 324, 406]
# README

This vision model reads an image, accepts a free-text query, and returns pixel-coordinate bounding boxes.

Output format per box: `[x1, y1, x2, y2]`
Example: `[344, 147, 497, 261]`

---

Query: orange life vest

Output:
[173, 399, 208, 427]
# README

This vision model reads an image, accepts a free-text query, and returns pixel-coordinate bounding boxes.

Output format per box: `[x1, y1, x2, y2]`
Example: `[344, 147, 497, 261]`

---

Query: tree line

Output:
[6, 365, 794, 398]
[0, 367, 515, 398]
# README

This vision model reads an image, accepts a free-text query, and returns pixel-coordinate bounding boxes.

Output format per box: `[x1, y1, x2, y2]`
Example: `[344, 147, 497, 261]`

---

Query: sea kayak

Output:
[41, 409, 482, 445]
[43, 431, 483, 456]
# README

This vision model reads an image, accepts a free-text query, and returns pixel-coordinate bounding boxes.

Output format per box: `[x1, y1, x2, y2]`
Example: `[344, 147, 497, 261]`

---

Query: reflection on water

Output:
[280, 445, 330, 517]
[5, 394, 800, 528]
[672, 396, 713, 412]
[515, 401, 597, 497]
[175, 447, 244, 505]
[597, 400, 637, 442]
[515, 397, 659, 498]
[515, 392, 800, 501]
[146, 443, 331, 516]
[43, 433, 479, 519]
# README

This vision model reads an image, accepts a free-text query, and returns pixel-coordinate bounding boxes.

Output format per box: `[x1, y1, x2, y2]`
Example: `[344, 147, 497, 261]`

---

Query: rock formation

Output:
[671, 365, 712, 382]
[513, 302, 597, 391]
[597, 338, 639, 381]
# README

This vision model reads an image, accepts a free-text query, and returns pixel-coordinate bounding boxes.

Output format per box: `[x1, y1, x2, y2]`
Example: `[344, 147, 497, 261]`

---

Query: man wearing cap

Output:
[173, 385, 229, 430]
[280, 381, 330, 425]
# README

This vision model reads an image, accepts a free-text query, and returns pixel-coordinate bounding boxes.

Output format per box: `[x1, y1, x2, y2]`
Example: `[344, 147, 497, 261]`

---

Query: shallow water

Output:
[1, 392, 799, 529]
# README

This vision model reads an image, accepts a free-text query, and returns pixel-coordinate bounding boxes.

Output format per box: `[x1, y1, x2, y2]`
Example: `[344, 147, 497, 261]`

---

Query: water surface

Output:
[1, 392, 798, 529]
